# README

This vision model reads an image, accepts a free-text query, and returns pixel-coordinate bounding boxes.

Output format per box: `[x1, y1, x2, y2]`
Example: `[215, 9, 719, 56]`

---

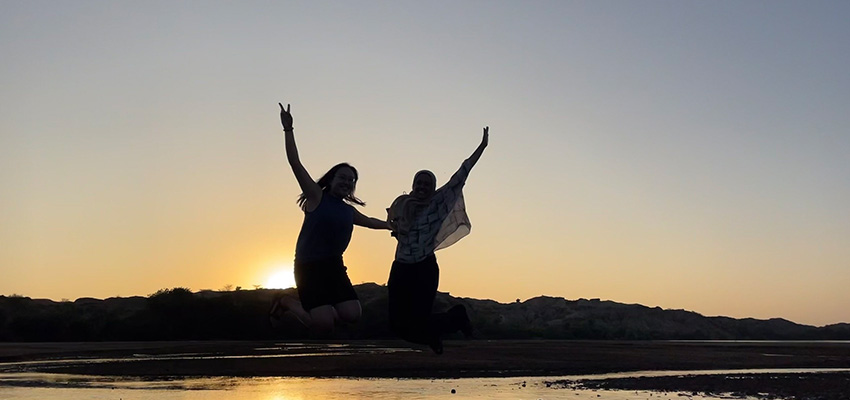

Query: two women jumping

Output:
[272, 103, 488, 352]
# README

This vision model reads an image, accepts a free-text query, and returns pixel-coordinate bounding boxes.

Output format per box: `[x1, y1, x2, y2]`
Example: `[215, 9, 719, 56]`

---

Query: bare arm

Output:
[466, 126, 489, 169]
[280, 103, 321, 209]
[353, 208, 391, 230]
[442, 126, 489, 189]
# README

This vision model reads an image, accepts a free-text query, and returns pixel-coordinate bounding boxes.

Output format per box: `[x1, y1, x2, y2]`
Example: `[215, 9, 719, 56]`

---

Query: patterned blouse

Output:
[390, 159, 473, 264]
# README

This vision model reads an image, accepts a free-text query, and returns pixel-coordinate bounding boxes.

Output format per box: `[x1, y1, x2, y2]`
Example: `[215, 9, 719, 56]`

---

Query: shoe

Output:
[270, 294, 311, 328]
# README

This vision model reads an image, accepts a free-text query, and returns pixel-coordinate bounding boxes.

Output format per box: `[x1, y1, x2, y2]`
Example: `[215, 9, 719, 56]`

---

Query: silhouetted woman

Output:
[271, 103, 389, 337]
[387, 127, 488, 353]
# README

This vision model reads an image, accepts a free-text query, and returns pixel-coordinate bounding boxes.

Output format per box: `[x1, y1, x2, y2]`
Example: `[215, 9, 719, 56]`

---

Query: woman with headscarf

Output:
[270, 103, 390, 337]
[387, 127, 489, 353]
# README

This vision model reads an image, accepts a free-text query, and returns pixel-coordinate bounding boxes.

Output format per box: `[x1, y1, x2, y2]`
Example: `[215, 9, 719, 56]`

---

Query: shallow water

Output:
[0, 342, 417, 373]
[3, 369, 848, 400]
[2, 342, 848, 399]
[0, 374, 731, 399]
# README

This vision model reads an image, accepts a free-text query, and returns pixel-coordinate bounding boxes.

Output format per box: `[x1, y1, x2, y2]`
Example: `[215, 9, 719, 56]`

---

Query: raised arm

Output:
[466, 126, 489, 169]
[280, 103, 321, 208]
[353, 208, 391, 230]
[442, 126, 489, 190]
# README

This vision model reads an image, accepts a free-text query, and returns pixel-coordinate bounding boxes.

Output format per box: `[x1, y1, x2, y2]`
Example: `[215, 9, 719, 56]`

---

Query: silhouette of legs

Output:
[271, 295, 362, 337]
[270, 293, 312, 326]
[269, 257, 361, 337]
[388, 254, 471, 354]
[334, 299, 362, 323]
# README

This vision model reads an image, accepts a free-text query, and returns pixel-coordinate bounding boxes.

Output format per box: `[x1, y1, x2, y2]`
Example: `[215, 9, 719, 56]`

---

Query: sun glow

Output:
[265, 267, 296, 289]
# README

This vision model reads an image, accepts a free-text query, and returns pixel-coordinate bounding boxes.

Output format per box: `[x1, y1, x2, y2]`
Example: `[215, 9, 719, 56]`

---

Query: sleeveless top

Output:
[294, 193, 354, 262]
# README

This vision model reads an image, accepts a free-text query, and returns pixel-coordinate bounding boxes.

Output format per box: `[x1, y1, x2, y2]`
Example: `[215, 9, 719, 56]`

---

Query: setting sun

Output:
[265, 267, 296, 289]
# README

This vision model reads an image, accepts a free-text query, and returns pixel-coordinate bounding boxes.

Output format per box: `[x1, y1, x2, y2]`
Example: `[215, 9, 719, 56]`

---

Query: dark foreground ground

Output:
[1, 340, 849, 399]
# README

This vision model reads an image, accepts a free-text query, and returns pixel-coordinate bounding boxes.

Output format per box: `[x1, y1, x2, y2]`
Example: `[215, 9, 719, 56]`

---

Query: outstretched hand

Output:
[279, 103, 293, 131]
[464, 126, 488, 168]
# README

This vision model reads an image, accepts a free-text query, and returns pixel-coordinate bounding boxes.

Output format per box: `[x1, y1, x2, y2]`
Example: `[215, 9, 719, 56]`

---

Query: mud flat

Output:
[550, 372, 850, 400]
[2, 340, 849, 399]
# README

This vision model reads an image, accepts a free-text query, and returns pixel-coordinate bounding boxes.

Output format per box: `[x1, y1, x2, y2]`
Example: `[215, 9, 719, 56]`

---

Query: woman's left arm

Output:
[443, 126, 489, 189]
[466, 126, 489, 169]
[353, 208, 391, 230]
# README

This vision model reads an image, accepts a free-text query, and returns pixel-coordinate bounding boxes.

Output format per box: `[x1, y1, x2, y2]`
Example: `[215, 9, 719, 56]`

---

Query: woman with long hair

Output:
[271, 103, 389, 336]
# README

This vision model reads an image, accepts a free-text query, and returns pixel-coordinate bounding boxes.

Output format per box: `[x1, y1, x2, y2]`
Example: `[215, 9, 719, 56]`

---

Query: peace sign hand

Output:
[279, 103, 293, 131]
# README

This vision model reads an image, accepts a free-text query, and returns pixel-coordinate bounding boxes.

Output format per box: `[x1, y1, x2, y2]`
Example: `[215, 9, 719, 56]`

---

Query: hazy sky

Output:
[2, 1, 848, 327]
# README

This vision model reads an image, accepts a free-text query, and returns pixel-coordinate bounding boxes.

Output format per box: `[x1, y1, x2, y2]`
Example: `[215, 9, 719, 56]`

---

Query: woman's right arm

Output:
[280, 103, 321, 207]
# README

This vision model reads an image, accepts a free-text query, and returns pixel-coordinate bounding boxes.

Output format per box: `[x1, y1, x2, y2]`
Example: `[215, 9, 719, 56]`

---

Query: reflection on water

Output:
[2, 369, 849, 400]
[0, 342, 418, 373]
[2, 342, 849, 399]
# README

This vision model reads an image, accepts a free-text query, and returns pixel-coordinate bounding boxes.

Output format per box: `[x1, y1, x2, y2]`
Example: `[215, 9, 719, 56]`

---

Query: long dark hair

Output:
[297, 162, 366, 208]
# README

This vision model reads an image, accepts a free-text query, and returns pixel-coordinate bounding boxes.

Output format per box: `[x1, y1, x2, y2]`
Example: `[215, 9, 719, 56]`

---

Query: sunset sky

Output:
[2, 1, 848, 327]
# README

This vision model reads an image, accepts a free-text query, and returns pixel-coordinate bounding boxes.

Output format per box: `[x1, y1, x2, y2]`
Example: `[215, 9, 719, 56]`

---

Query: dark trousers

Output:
[387, 255, 462, 345]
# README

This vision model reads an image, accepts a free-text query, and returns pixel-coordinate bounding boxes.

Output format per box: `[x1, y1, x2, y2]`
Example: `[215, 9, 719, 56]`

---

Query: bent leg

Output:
[334, 300, 362, 324]
[292, 257, 361, 337]
[308, 305, 336, 337]
[429, 304, 472, 337]
[273, 295, 312, 327]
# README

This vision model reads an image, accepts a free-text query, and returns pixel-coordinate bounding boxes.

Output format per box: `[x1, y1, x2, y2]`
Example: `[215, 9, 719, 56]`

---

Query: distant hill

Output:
[1, 284, 848, 341]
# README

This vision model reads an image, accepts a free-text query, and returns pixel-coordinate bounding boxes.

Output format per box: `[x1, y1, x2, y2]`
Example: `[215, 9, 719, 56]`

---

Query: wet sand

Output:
[2, 340, 849, 399]
[551, 372, 850, 400]
[2, 340, 850, 377]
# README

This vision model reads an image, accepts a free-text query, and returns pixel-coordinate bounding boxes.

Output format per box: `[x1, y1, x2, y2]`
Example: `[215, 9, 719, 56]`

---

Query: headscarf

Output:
[388, 170, 471, 251]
